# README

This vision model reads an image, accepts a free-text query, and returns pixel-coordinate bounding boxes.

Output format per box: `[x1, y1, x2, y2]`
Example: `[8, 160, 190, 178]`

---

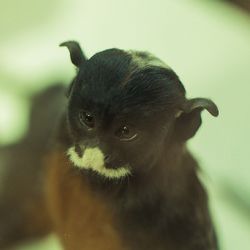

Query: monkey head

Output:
[61, 41, 218, 180]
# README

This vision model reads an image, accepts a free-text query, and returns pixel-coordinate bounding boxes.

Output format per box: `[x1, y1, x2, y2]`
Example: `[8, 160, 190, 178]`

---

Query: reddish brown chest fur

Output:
[45, 151, 125, 250]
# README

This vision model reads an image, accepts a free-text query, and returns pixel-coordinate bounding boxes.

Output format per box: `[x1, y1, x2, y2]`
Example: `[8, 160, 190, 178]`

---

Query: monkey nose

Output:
[104, 154, 112, 164]
[74, 144, 86, 157]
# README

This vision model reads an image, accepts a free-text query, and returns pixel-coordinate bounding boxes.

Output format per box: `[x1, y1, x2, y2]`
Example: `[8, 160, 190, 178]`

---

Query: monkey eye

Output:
[79, 110, 95, 129]
[115, 125, 138, 142]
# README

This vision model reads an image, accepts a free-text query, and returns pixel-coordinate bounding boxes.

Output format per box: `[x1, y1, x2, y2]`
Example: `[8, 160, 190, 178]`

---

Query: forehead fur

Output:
[128, 50, 170, 69]
[71, 48, 185, 119]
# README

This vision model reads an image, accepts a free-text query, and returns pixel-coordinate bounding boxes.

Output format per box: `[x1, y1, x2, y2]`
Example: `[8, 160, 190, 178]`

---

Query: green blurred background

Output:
[0, 0, 249, 249]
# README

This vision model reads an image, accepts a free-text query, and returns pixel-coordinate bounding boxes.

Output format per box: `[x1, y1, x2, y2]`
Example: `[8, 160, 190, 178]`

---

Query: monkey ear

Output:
[174, 98, 219, 141]
[60, 41, 87, 67]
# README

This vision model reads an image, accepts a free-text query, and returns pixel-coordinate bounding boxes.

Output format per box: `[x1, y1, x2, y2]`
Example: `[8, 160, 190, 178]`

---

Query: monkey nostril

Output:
[104, 155, 111, 163]
[75, 144, 85, 157]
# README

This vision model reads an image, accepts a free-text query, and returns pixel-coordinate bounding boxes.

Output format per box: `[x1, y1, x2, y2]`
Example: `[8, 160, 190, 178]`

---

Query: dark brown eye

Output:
[115, 125, 138, 141]
[79, 111, 95, 128]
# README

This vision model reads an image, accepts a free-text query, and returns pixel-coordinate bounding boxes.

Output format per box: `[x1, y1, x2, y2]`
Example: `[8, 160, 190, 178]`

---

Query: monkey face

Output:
[62, 42, 218, 180]
[66, 104, 172, 179]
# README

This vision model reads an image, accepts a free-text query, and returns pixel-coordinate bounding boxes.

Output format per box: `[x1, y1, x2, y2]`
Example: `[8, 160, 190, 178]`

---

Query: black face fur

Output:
[62, 41, 218, 180]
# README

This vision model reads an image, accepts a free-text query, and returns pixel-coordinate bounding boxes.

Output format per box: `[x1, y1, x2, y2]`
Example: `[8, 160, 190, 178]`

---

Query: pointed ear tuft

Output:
[174, 98, 219, 141]
[60, 41, 86, 67]
[184, 98, 219, 117]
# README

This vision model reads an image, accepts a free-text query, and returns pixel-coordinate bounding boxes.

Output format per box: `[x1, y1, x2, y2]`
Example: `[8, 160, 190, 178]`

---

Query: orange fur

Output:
[45, 150, 125, 250]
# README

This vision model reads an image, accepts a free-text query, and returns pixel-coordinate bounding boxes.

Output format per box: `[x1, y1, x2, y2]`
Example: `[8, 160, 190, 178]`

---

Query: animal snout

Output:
[104, 154, 112, 163]
[74, 144, 86, 157]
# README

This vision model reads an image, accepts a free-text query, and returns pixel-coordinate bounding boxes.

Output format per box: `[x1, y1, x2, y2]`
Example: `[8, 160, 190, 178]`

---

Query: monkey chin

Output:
[67, 147, 131, 179]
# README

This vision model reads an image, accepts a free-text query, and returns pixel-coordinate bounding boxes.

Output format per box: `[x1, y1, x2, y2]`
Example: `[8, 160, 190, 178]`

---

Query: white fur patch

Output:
[67, 147, 131, 179]
[128, 51, 170, 69]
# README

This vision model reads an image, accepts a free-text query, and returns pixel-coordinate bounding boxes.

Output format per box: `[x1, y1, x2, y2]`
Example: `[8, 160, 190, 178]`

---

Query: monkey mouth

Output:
[104, 164, 118, 170]
[67, 146, 131, 179]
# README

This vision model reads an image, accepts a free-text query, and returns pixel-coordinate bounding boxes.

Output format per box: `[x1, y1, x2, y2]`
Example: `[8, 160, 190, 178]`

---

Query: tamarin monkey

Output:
[0, 41, 219, 250]
[46, 41, 219, 250]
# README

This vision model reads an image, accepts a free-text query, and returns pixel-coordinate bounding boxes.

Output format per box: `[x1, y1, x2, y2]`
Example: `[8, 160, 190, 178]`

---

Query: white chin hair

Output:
[67, 147, 131, 179]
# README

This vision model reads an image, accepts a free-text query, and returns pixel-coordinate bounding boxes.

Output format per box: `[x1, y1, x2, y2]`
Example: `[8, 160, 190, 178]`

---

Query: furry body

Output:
[45, 42, 219, 250]
[46, 136, 217, 250]
[0, 41, 219, 250]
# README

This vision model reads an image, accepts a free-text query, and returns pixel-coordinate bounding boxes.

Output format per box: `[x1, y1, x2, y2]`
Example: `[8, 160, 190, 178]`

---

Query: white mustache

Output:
[67, 146, 131, 179]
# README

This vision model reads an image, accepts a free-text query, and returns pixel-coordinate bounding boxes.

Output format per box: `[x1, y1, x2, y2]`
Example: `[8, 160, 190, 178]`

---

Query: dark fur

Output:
[49, 41, 219, 249]
[0, 41, 219, 250]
